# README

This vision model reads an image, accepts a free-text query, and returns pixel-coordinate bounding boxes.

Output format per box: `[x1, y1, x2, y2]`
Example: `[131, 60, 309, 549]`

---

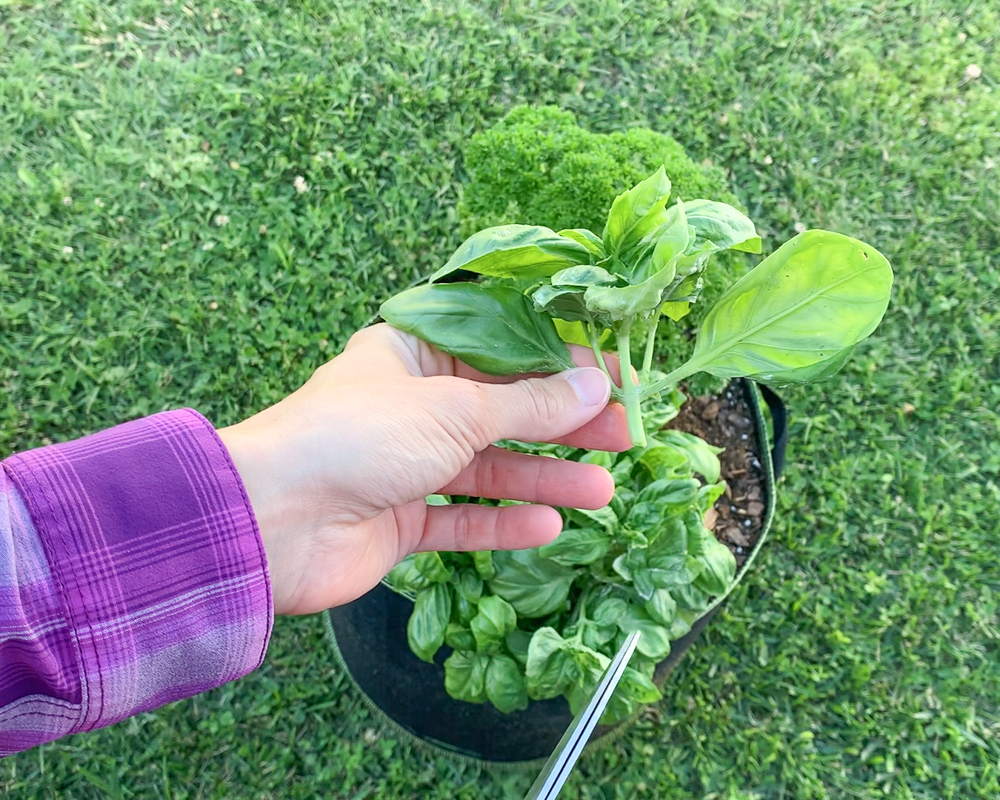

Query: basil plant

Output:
[379, 167, 893, 722]
[382, 166, 892, 447]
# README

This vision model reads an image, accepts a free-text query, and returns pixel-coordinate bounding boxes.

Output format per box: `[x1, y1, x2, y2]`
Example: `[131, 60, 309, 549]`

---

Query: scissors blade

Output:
[524, 630, 641, 800]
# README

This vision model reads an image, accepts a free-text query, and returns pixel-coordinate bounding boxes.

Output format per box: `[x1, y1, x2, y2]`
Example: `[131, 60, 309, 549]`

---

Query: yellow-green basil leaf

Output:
[684, 199, 762, 254]
[628, 201, 689, 283]
[489, 550, 576, 617]
[558, 228, 605, 257]
[429, 224, 591, 283]
[380, 283, 574, 375]
[444, 650, 488, 703]
[407, 583, 452, 663]
[470, 595, 518, 652]
[384, 554, 430, 594]
[602, 166, 672, 255]
[485, 654, 529, 713]
[550, 264, 617, 287]
[690, 230, 893, 380]
[655, 430, 723, 484]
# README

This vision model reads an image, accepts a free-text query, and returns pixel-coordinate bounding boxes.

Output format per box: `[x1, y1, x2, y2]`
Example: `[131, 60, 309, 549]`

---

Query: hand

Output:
[217, 323, 631, 615]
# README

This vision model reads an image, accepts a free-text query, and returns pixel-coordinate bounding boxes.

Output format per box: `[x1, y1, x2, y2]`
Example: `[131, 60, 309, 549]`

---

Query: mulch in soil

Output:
[668, 383, 767, 570]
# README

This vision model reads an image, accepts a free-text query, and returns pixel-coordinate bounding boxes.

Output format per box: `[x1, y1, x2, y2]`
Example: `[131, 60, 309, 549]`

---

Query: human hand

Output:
[217, 323, 631, 615]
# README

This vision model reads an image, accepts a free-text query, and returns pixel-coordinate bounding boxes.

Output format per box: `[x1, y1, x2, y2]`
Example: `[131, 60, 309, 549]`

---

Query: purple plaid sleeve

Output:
[0, 409, 272, 756]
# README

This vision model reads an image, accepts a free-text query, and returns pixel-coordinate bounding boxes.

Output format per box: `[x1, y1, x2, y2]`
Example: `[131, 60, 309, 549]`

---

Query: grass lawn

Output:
[1, 0, 998, 797]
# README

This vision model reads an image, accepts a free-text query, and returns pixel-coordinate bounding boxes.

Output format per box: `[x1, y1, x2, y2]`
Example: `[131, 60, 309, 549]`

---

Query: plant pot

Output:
[323, 379, 786, 765]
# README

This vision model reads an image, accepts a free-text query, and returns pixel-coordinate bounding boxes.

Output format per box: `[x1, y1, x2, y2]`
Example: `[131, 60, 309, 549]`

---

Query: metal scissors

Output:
[524, 630, 641, 800]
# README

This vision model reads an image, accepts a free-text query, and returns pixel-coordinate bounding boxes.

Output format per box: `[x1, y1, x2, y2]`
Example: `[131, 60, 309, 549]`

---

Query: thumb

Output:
[475, 367, 611, 446]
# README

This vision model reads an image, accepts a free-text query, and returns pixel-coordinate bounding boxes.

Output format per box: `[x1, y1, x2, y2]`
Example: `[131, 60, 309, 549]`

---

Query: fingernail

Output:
[565, 367, 610, 407]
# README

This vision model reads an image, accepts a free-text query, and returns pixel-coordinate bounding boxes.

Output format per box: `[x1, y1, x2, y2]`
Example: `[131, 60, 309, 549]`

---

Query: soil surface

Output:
[668, 383, 767, 570]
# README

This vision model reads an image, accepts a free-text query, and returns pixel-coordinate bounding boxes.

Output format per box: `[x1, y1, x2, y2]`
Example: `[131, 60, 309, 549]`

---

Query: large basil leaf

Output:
[618, 605, 672, 661]
[537, 526, 610, 566]
[687, 231, 893, 381]
[428, 224, 591, 283]
[636, 443, 688, 482]
[444, 650, 488, 703]
[672, 584, 711, 614]
[566, 659, 611, 716]
[684, 199, 762, 254]
[602, 166, 672, 256]
[489, 550, 576, 617]
[656, 430, 723, 484]
[380, 283, 574, 375]
[470, 595, 518, 652]
[525, 627, 581, 699]
[485, 654, 529, 713]
[407, 583, 452, 663]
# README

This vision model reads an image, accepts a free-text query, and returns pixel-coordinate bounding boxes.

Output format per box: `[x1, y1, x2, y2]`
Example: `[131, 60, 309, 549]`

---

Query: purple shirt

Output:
[0, 409, 272, 756]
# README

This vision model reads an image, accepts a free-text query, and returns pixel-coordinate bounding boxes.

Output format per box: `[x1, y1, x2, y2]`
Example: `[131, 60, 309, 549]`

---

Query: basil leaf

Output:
[591, 597, 628, 627]
[380, 283, 574, 375]
[632, 569, 657, 601]
[566, 660, 610, 715]
[683, 199, 762, 254]
[412, 552, 451, 584]
[636, 443, 689, 482]
[470, 595, 518, 652]
[583, 258, 681, 321]
[692, 532, 737, 596]
[384, 555, 430, 594]
[627, 201, 689, 283]
[672, 584, 711, 614]
[656, 430, 723, 484]
[688, 231, 893, 381]
[558, 228, 605, 257]
[444, 650, 488, 703]
[644, 588, 677, 626]
[538, 526, 610, 566]
[754, 342, 858, 386]
[600, 666, 662, 724]
[565, 504, 618, 533]
[505, 628, 532, 666]
[485, 654, 529, 713]
[578, 450, 615, 469]
[444, 622, 477, 652]
[602, 166, 672, 255]
[407, 584, 452, 663]
[531, 284, 591, 322]
[472, 550, 495, 581]
[454, 570, 484, 603]
[669, 610, 695, 639]
[526, 628, 581, 700]
[697, 481, 727, 512]
[429, 224, 591, 283]
[489, 550, 576, 617]
[550, 264, 617, 287]
[618, 605, 672, 661]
